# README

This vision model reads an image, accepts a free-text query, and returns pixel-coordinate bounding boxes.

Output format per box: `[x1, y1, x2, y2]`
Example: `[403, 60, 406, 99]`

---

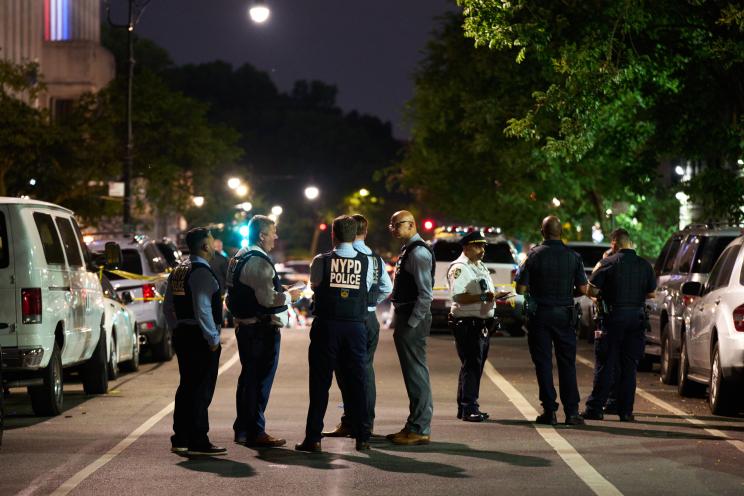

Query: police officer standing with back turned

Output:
[516, 216, 588, 426]
[296, 215, 374, 453]
[447, 231, 509, 422]
[322, 213, 393, 438]
[226, 215, 302, 448]
[581, 229, 656, 422]
[164, 227, 226, 456]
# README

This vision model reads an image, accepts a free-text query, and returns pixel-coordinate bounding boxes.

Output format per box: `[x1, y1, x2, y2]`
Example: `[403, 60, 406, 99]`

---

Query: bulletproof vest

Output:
[313, 251, 369, 322]
[225, 250, 288, 319]
[527, 242, 579, 306]
[169, 260, 222, 326]
[359, 250, 383, 308]
[391, 240, 435, 305]
[601, 250, 649, 307]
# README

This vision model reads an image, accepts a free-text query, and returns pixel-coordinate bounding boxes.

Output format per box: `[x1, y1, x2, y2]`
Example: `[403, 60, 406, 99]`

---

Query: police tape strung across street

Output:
[97, 267, 167, 301]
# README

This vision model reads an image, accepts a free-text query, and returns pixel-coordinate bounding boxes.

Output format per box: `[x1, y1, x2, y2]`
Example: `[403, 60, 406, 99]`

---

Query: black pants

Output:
[586, 308, 645, 416]
[450, 317, 493, 415]
[172, 325, 221, 449]
[305, 318, 369, 443]
[527, 306, 580, 415]
[233, 323, 281, 439]
[338, 311, 380, 429]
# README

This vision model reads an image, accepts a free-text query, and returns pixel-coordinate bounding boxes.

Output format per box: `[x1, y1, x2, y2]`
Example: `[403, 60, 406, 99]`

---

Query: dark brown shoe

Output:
[322, 423, 353, 438]
[295, 440, 322, 453]
[246, 433, 286, 448]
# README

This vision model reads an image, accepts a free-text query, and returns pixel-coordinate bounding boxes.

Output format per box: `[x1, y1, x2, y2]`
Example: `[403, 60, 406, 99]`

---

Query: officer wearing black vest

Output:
[386, 210, 435, 446]
[296, 215, 374, 453]
[516, 216, 588, 426]
[226, 215, 302, 448]
[163, 227, 225, 456]
[582, 229, 656, 422]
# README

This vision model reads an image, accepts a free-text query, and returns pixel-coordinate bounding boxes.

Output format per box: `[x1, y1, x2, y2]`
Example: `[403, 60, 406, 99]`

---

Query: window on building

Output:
[51, 98, 74, 123]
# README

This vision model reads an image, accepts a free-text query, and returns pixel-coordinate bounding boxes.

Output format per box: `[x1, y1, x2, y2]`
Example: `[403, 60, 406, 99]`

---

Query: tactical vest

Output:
[601, 250, 649, 307]
[225, 250, 288, 319]
[169, 260, 222, 326]
[358, 249, 383, 308]
[391, 240, 435, 306]
[313, 251, 369, 322]
[528, 242, 579, 306]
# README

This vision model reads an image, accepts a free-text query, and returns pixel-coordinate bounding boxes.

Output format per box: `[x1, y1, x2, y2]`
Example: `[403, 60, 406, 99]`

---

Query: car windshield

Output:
[483, 243, 515, 264]
[692, 235, 737, 273]
[571, 245, 609, 270]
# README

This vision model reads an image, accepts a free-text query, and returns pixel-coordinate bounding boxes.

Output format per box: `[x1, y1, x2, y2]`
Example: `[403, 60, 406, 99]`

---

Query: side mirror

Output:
[680, 281, 703, 297]
[104, 242, 123, 270]
[120, 291, 134, 305]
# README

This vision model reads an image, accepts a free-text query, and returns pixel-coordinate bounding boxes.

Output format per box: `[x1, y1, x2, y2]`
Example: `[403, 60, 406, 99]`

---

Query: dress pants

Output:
[233, 323, 281, 440]
[527, 306, 580, 415]
[305, 318, 370, 443]
[338, 310, 380, 429]
[586, 308, 645, 416]
[450, 317, 493, 415]
[393, 310, 433, 435]
[172, 325, 221, 449]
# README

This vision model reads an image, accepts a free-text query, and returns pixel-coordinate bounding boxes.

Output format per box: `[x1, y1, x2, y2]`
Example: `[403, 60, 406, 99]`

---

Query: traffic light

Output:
[423, 219, 435, 231]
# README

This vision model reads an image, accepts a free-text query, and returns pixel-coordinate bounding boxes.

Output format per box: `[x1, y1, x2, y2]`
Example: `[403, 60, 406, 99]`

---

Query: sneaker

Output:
[170, 445, 188, 454]
[186, 444, 227, 456]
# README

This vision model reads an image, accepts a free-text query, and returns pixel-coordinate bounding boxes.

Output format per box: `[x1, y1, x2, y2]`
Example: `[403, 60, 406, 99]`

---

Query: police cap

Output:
[460, 231, 487, 246]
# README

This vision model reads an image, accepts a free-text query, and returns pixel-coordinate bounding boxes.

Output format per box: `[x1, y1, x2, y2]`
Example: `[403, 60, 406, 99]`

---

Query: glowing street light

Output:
[249, 0, 270, 23]
[192, 196, 205, 207]
[674, 165, 685, 176]
[236, 184, 249, 197]
[237, 202, 253, 212]
[271, 205, 283, 216]
[551, 197, 561, 207]
[359, 188, 370, 197]
[227, 177, 242, 189]
[304, 186, 320, 201]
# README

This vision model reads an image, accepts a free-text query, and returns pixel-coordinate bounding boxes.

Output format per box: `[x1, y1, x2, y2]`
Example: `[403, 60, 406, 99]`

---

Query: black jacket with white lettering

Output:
[312, 251, 369, 322]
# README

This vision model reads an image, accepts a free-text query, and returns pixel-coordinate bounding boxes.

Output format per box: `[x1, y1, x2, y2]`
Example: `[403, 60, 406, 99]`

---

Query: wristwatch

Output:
[480, 293, 488, 302]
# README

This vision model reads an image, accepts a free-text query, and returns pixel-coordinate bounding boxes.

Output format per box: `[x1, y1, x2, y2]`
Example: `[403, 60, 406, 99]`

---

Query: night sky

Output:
[116, 0, 457, 139]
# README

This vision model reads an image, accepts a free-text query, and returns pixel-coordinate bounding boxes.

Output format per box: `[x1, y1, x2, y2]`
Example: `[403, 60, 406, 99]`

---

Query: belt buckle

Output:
[481, 323, 489, 338]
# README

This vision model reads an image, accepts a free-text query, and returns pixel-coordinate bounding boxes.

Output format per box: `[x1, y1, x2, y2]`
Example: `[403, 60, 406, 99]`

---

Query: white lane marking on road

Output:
[47, 342, 241, 496]
[574, 354, 744, 454]
[484, 361, 623, 496]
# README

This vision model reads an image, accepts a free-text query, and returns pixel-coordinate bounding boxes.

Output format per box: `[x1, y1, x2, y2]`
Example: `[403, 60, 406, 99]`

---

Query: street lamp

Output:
[227, 177, 242, 190]
[271, 205, 283, 216]
[249, 0, 270, 23]
[358, 188, 370, 197]
[235, 184, 249, 197]
[192, 196, 205, 207]
[304, 186, 320, 201]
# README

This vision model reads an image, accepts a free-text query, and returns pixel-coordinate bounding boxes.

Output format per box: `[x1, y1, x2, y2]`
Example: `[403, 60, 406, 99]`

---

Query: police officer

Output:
[386, 210, 434, 445]
[226, 215, 301, 448]
[516, 216, 588, 426]
[296, 215, 375, 453]
[581, 229, 656, 421]
[447, 231, 509, 422]
[323, 214, 393, 437]
[164, 227, 225, 456]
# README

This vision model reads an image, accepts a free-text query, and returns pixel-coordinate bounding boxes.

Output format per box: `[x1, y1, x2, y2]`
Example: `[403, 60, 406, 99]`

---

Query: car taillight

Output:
[142, 283, 156, 300]
[22, 288, 42, 324]
[682, 295, 697, 306]
[734, 305, 744, 332]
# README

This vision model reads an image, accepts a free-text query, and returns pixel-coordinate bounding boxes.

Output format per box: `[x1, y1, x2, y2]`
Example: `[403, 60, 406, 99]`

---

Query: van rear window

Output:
[33, 212, 66, 265]
[0, 212, 8, 268]
[692, 235, 737, 273]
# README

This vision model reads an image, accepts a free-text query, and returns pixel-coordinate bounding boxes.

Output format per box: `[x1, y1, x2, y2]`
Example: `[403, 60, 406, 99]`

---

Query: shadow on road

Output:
[378, 441, 551, 468]
[177, 457, 256, 478]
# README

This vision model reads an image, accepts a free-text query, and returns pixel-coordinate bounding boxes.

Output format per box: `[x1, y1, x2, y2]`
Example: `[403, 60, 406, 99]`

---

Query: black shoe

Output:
[234, 432, 248, 445]
[171, 435, 188, 453]
[186, 444, 227, 456]
[603, 402, 618, 415]
[462, 412, 486, 422]
[535, 411, 557, 425]
[457, 409, 463, 420]
[295, 440, 322, 453]
[170, 445, 188, 454]
[355, 439, 371, 451]
[565, 414, 586, 426]
[479, 411, 490, 420]
[581, 409, 604, 420]
[618, 413, 635, 422]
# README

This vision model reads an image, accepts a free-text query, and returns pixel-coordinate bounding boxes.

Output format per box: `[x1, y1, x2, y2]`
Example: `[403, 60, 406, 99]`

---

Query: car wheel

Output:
[659, 327, 678, 385]
[82, 330, 109, 395]
[29, 343, 63, 416]
[121, 327, 140, 373]
[107, 332, 119, 380]
[709, 342, 735, 415]
[153, 327, 174, 362]
[677, 336, 703, 397]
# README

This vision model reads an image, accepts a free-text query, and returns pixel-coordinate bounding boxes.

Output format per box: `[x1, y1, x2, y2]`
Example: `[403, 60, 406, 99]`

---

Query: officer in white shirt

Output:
[447, 231, 508, 422]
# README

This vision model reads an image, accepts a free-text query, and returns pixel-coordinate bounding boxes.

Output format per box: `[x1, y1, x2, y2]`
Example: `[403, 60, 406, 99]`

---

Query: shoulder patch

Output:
[453, 268, 462, 279]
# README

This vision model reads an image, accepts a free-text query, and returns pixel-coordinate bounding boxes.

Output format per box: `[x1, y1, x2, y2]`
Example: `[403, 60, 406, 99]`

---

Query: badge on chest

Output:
[330, 258, 363, 289]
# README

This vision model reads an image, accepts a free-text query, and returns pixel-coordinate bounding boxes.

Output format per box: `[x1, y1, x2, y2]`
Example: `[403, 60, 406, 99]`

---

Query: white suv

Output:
[0, 198, 107, 416]
[679, 234, 744, 415]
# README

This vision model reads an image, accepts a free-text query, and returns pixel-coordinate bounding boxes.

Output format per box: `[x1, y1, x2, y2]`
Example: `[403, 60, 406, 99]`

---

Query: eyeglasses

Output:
[389, 220, 413, 230]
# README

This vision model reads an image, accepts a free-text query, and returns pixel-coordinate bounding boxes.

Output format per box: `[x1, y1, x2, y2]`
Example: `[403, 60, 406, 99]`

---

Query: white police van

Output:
[0, 198, 107, 416]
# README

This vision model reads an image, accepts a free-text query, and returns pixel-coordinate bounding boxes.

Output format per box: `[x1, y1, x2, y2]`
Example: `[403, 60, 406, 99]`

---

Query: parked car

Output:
[568, 242, 611, 339]
[155, 238, 183, 269]
[100, 275, 139, 379]
[87, 236, 172, 361]
[430, 237, 524, 334]
[678, 234, 744, 415]
[645, 224, 740, 383]
[0, 198, 107, 416]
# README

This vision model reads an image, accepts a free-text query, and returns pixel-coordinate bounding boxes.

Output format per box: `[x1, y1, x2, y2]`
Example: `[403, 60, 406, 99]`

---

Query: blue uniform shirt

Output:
[590, 249, 656, 306]
[515, 240, 587, 306]
[353, 239, 393, 311]
[163, 255, 221, 346]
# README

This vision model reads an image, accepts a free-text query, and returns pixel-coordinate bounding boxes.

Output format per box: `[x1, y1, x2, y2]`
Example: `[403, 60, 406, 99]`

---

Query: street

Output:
[2, 323, 743, 496]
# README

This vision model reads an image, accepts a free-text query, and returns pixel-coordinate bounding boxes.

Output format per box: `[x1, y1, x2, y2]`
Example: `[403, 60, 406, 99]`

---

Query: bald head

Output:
[541, 215, 562, 240]
[389, 210, 417, 241]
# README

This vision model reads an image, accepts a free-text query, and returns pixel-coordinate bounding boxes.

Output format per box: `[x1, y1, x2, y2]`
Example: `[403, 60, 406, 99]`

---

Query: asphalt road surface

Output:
[2, 324, 744, 496]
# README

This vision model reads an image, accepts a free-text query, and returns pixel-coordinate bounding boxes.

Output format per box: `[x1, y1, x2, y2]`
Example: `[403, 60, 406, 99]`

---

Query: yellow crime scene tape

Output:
[98, 267, 167, 301]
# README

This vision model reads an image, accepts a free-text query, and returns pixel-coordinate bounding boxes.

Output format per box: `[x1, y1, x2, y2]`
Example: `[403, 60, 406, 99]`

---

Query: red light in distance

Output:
[423, 219, 435, 231]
